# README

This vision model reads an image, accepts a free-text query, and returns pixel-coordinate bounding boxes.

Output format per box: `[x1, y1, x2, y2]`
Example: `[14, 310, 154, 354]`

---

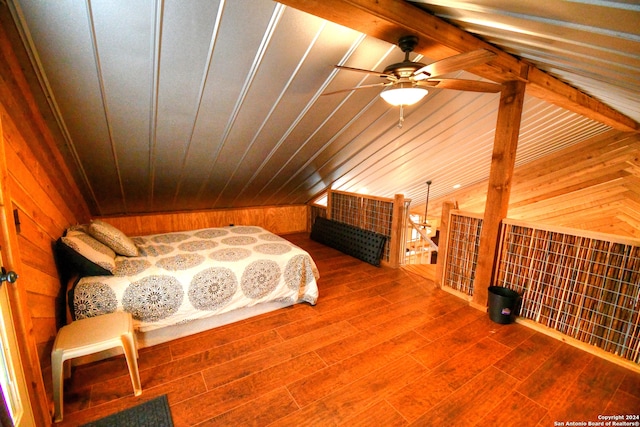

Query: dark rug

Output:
[81, 395, 173, 427]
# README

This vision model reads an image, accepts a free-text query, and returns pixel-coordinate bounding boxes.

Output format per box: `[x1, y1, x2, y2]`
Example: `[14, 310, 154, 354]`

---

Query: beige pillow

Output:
[88, 219, 139, 257]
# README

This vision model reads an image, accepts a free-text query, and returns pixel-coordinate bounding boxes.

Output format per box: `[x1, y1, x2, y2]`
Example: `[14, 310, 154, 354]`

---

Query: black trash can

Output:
[487, 286, 520, 324]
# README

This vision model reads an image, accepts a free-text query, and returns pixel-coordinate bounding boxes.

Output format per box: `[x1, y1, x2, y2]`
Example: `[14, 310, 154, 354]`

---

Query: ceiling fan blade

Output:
[322, 82, 388, 96]
[429, 79, 503, 93]
[415, 80, 440, 88]
[335, 65, 391, 78]
[413, 49, 497, 80]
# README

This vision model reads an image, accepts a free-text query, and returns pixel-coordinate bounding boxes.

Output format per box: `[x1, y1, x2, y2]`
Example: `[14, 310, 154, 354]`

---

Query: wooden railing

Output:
[441, 212, 483, 295]
[441, 211, 640, 366]
[309, 190, 409, 267]
[496, 220, 640, 365]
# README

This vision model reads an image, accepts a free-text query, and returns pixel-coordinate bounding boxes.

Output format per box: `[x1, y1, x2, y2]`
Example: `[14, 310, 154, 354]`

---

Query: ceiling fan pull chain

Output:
[398, 104, 405, 128]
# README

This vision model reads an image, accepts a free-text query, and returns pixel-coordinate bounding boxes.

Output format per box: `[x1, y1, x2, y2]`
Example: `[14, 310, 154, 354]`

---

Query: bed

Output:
[57, 221, 319, 349]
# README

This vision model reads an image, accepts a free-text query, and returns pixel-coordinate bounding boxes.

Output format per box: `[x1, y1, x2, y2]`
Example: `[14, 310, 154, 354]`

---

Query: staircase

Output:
[402, 217, 438, 282]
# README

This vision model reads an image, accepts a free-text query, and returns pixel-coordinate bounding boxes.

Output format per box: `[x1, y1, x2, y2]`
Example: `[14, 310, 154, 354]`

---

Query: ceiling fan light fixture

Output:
[380, 82, 428, 106]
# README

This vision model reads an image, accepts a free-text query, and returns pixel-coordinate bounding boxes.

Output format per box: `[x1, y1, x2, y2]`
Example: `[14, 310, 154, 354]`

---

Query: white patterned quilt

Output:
[70, 226, 319, 332]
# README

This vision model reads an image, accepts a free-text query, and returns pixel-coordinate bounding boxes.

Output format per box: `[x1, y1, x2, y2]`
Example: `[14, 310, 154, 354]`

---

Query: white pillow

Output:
[88, 219, 139, 257]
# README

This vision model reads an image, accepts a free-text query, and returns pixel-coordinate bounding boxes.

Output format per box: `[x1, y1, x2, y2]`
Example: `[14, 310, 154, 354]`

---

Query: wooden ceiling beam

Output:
[525, 67, 638, 132]
[279, 0, 639, 132]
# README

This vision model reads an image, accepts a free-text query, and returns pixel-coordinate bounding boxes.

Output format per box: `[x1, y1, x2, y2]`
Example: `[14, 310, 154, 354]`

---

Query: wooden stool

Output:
[51, 311, 142, 422]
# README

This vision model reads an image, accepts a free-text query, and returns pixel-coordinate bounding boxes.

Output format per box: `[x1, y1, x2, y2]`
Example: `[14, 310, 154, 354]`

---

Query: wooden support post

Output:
[472, 80, 527, 308]
[435, 201, 457, 288]
[388, 194, 405, 268]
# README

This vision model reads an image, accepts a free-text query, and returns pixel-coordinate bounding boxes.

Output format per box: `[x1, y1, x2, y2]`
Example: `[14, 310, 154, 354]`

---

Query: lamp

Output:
[423, 180, 432, 233]
[380, 81, 428, 106]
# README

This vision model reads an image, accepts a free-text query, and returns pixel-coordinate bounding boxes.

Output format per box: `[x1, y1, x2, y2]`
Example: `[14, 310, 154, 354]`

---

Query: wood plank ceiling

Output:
[6, 0, 639, 216]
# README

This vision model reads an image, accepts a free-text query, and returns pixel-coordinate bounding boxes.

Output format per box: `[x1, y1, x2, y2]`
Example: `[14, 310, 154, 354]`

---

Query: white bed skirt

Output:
[137, 299, 292, 348]
[70, 299, 294, 367]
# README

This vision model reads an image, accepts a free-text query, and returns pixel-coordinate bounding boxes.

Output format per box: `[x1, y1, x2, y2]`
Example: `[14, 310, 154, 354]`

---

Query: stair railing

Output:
[404, 217, 438, 265]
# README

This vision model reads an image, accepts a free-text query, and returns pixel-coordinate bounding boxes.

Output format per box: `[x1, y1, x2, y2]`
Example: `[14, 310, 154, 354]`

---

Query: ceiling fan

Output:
[324, 36, 502, 126]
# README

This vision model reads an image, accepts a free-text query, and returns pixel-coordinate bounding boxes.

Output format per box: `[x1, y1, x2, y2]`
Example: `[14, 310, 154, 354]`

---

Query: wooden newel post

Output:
[436, 200, 457, 288]
[388, 194, 405, 268]
[472, 80, 526, 308]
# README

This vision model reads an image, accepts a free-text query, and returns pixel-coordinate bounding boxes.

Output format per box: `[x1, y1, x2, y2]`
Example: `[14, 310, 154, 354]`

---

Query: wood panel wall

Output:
[98, 204, 309, 237]
[0, 9, 92, 422]
[423, 130, 640, 239]
[0, 21, 91, 350]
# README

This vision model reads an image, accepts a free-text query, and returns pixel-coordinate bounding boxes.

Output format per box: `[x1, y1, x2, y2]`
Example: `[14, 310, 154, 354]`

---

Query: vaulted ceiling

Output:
[7, 0, 639, 216]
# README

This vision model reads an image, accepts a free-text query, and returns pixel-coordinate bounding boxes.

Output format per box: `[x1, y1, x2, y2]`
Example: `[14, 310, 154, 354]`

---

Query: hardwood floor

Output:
[53, 233, 640, 426]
